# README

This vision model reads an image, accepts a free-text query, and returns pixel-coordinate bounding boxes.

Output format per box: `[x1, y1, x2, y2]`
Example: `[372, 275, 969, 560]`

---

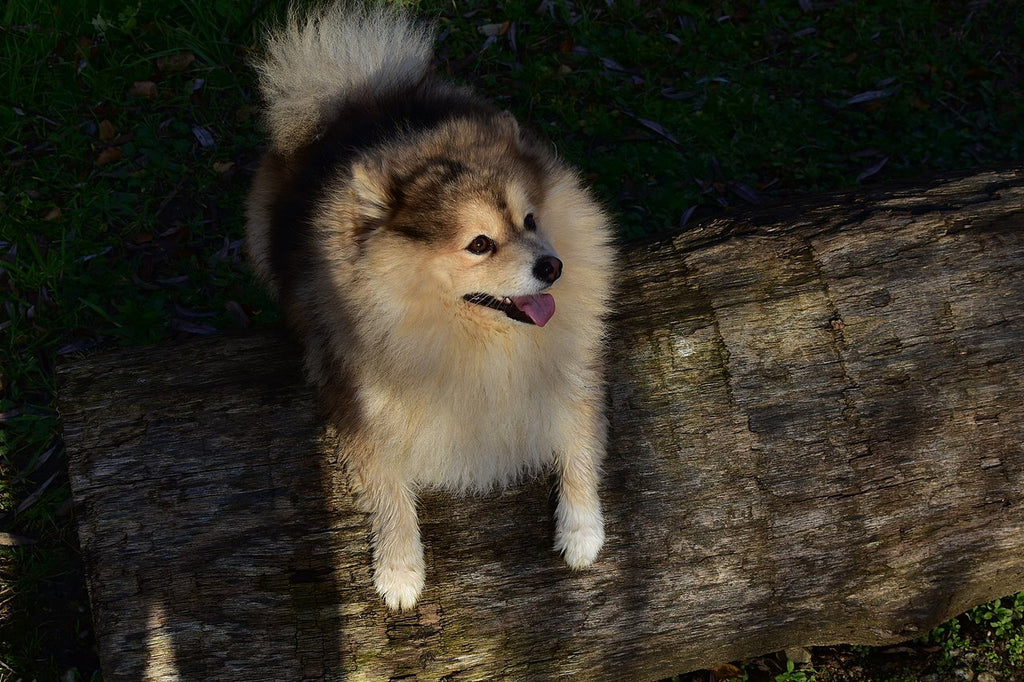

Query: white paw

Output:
[555, 512, 605, 569]
[373, 563, 425, 611]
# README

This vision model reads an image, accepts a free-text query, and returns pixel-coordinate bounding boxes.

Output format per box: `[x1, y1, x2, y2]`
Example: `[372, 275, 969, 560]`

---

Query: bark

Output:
[59, 168, 1024, 681]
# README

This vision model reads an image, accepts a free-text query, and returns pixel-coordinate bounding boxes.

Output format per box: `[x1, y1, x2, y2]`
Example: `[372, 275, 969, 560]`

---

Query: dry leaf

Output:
[98, 119, 116, 142]
[0, 409, 23, 423]
[857, 156, 889, 182]
[171, 318, 218, 335]
[57, 339, 102, 355]
[478, 21, 510, 37]
[174, 304, 217, 319]
[708, 662, 743, 680]
[728, 181, 764, 205]
[16, 471, 57, 515]
[213, 161, 235, 173]
[13, 445, 58, 483]
[0, 532, 37, 547]
[225, 300, 250, 327]
[846, 88, 897, 105]
[661, 87, 694, 100]
[94, 146, 123, 166]
[192, 125, 215, 148]
[600, 56, 630, 73]
[679, 205, 698, 227]
[78, 246, 112, 263]
[626, 113, 680, 145]
[43, 206, 63, 221]
[130, 81, 159, 98]
[157, 51, 196, 73]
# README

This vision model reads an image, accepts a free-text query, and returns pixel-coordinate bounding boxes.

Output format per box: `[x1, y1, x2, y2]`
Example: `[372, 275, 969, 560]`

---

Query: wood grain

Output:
[59, 168, 1024, 681]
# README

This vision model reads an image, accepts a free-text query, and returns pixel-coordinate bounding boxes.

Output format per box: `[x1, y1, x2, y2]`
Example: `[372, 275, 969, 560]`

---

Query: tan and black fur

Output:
[246, 3, 615, 610]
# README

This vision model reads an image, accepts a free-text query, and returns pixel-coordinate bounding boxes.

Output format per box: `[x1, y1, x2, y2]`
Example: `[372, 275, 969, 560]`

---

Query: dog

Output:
[245, 3, 615, 611]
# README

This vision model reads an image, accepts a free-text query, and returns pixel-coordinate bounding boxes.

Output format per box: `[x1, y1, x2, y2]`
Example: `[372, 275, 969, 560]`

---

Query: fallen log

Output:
[59, 168, 1024, 681]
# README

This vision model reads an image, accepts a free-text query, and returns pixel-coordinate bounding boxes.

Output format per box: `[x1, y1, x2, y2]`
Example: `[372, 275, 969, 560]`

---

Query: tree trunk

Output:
[59, 168, 1024, 681]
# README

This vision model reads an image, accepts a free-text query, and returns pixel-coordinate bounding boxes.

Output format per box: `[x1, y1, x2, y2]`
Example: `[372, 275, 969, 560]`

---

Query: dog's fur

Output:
[246, 3, 615, 610]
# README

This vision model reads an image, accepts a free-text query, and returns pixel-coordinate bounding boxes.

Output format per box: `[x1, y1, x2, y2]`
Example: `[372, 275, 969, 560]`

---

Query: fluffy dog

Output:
[245, 3, 615, 610]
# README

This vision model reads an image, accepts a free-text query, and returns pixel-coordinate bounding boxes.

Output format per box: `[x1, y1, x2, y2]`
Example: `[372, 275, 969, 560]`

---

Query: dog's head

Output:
[446, 195, 563, 328]
[346, 114, 569, 329]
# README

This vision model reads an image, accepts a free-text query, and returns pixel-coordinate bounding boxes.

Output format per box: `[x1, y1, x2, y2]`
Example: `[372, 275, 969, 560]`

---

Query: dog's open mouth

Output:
[463, 293, 556, 327]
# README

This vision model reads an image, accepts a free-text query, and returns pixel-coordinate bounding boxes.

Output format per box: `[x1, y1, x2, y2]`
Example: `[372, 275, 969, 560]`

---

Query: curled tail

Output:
[253, 3, 435, 152]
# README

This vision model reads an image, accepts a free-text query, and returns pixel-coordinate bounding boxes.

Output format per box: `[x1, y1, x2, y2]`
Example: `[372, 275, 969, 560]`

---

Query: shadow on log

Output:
[59, 168, 1024, 681]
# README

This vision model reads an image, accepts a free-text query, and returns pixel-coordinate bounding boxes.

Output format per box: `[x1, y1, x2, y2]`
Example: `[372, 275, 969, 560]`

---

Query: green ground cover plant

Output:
[2, 0, 1021, 678]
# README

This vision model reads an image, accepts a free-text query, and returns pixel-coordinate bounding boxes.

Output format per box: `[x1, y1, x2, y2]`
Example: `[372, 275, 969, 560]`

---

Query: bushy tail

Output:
[253, 3, 434, 152]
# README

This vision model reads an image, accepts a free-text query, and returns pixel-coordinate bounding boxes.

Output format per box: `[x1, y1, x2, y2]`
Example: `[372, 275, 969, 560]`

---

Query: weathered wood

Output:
[60, 168, 1024, 681]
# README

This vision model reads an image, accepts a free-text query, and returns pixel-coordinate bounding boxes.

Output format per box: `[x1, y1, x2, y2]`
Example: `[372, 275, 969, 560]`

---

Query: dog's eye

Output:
[524, 213, 537, 231]
[466, 235, 495, 255]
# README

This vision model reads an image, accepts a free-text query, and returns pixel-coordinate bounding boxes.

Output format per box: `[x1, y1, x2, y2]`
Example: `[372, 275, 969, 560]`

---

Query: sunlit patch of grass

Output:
[919, 595, 1024, 678]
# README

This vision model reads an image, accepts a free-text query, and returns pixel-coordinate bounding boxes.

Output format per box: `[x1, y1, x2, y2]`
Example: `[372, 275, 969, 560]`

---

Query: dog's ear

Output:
[499, 109, 547, 156]
[496, 109, 520, 137]
[351, 161, 390, 220]
[347, 161, 393, 245]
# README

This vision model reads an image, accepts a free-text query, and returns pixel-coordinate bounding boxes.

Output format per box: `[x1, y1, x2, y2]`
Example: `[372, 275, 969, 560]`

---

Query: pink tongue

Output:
[511, 294, 556, 327]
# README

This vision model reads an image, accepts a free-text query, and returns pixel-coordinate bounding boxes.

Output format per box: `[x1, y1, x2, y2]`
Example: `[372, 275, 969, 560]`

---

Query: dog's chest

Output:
[359, 346, 569, 490]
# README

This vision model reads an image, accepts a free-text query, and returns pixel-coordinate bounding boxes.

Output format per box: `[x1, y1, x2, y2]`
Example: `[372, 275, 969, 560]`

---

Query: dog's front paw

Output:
[373, 562, 425, 611]
[554, 509, 605, 569]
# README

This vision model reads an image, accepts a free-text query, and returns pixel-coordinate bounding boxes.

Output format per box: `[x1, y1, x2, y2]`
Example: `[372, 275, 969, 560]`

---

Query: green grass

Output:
[434, 1, 1023, 236]
[1, 0, 1022, 678]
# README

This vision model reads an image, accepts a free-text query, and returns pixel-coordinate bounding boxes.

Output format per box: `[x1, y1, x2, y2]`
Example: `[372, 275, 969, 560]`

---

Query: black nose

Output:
[533, 255, 562, 284]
